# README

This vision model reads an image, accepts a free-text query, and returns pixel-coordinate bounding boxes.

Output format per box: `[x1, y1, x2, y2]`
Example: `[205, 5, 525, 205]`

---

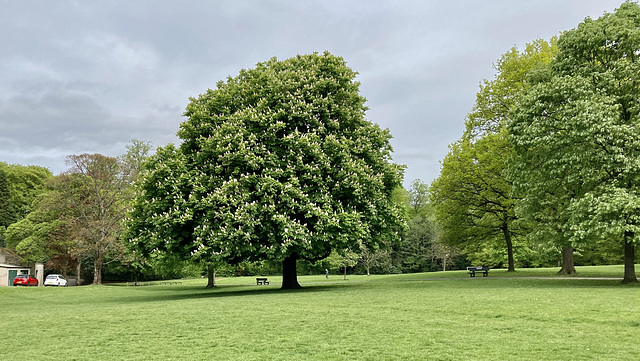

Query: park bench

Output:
[467, 266, 489, 277]
[126, 281, 153, 286]
[256, 277, 269, 285]
[126, 281, 182, 286]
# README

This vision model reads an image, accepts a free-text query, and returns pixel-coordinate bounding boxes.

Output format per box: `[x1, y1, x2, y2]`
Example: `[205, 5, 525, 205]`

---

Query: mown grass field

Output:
[1, 265, 638, 360]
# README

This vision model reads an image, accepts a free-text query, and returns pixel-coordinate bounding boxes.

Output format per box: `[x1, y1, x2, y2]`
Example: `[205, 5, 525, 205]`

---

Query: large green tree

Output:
[430, 39, 556, 271]
[126, 52, 405, 289]
[510, 1, 640, 283]
[431, 132, 518, 270]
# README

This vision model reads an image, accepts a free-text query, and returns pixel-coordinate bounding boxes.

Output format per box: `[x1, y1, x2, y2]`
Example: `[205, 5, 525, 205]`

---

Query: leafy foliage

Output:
[0, 162, 52, 220]
[7, 208, 59, 274]
[430, 38, 558, 271]
[509, 1, 640, 281]
[126, 52, 405, 288]
[0, 169, 16, 231]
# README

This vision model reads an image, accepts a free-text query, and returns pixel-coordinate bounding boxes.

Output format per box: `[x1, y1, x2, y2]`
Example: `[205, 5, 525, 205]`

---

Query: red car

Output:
[13, 274, 38, 286]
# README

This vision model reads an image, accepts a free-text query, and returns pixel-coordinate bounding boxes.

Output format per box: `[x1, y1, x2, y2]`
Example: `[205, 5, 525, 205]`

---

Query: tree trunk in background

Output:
[623, 236, 638, 284]
[93, 261, 102, 285]
[502, 224, 515, 272]
[281, 254, 302, 289]
[206, 265, 215, 288]
[558, 245, 576, 275]
[76, 257, 82, 286]
[93, 255, 103, 285]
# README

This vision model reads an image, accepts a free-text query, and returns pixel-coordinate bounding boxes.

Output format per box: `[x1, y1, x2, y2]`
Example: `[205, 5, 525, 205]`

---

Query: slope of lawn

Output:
[1, 265, 638, 361]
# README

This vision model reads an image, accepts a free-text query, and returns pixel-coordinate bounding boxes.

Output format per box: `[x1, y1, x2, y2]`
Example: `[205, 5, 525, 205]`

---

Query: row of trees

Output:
[430, 1, 639, 282]
[0, 140, 153, 284]
[1, 150, 447, 285]
[1, 57, 442, 285]
[4, 4, 638, 286]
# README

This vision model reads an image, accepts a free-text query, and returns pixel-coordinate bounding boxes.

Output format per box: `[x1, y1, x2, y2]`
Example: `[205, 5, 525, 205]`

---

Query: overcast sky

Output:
[0, 0, 626, 186]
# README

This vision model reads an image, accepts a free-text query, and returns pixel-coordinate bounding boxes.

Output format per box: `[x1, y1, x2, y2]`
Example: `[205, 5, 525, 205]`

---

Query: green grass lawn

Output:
[1, 265, 638, 360]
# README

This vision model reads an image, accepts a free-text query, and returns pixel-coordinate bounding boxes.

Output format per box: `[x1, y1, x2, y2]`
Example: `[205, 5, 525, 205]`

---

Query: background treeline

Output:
[2, 2, 638, 283]
[430, 1, 640, 283]
[0, 156, 454, 281]
[0, 153, 627, 283]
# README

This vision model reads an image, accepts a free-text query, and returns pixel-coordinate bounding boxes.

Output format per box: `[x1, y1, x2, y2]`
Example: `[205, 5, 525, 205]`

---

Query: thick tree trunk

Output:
[61, 257, 69, 279]
[558, 245, 577, 275]
[502, 224, 515, 272]
[281, 254, 302, 289]
[206, 265, 215, 288]
[622, 236, 638, 284]
[93, 257, 103, 285]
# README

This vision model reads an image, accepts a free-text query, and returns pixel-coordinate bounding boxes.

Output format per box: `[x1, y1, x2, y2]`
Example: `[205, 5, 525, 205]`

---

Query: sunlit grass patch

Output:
[1, 265, 638, 360]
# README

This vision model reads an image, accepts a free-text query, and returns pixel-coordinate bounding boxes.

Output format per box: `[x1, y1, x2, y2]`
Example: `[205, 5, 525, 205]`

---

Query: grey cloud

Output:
[0, 0, 626, 183]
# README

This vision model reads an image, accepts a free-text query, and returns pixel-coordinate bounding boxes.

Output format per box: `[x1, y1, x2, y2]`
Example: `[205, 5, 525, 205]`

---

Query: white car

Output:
[44, 274, 68, 287]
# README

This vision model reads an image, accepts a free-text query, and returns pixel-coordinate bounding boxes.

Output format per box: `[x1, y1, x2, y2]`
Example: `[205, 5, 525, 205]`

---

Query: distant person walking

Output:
[325, 269, 329, 279]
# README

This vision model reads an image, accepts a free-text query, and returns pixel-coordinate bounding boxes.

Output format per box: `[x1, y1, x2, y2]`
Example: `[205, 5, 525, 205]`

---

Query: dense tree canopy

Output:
[0, 169, 16, 246]
[510, 1, 640, 282]
[430, 39, 557, 271]
[4, 194, 74, 271]
[2, 140, 151, 282]
[126, 52, 405, 288]
[430, 132, 518, 270]
[0, 162, 52, 220]
[0, 169, 16, 229]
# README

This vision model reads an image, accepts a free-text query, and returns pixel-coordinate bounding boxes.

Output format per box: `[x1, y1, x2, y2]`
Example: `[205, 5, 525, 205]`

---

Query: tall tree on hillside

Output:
[510, 2, 640, 283]
[430, 39, 557, 271]
[126, 52, 406, 289]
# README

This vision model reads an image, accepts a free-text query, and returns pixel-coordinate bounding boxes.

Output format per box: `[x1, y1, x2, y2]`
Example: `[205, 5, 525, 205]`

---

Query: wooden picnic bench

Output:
[256, 277, 269, 285]
[467, 266, 489, 277]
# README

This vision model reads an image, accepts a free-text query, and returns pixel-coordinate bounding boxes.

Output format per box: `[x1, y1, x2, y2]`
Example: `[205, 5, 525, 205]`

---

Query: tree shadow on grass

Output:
[112, 283, 348, 303]
[404, 277, 636, 290]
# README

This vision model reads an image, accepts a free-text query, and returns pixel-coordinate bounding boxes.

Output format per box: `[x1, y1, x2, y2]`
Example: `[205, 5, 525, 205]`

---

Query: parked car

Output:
[13, 274, 38, 286]
[44, 274, 68, 287]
